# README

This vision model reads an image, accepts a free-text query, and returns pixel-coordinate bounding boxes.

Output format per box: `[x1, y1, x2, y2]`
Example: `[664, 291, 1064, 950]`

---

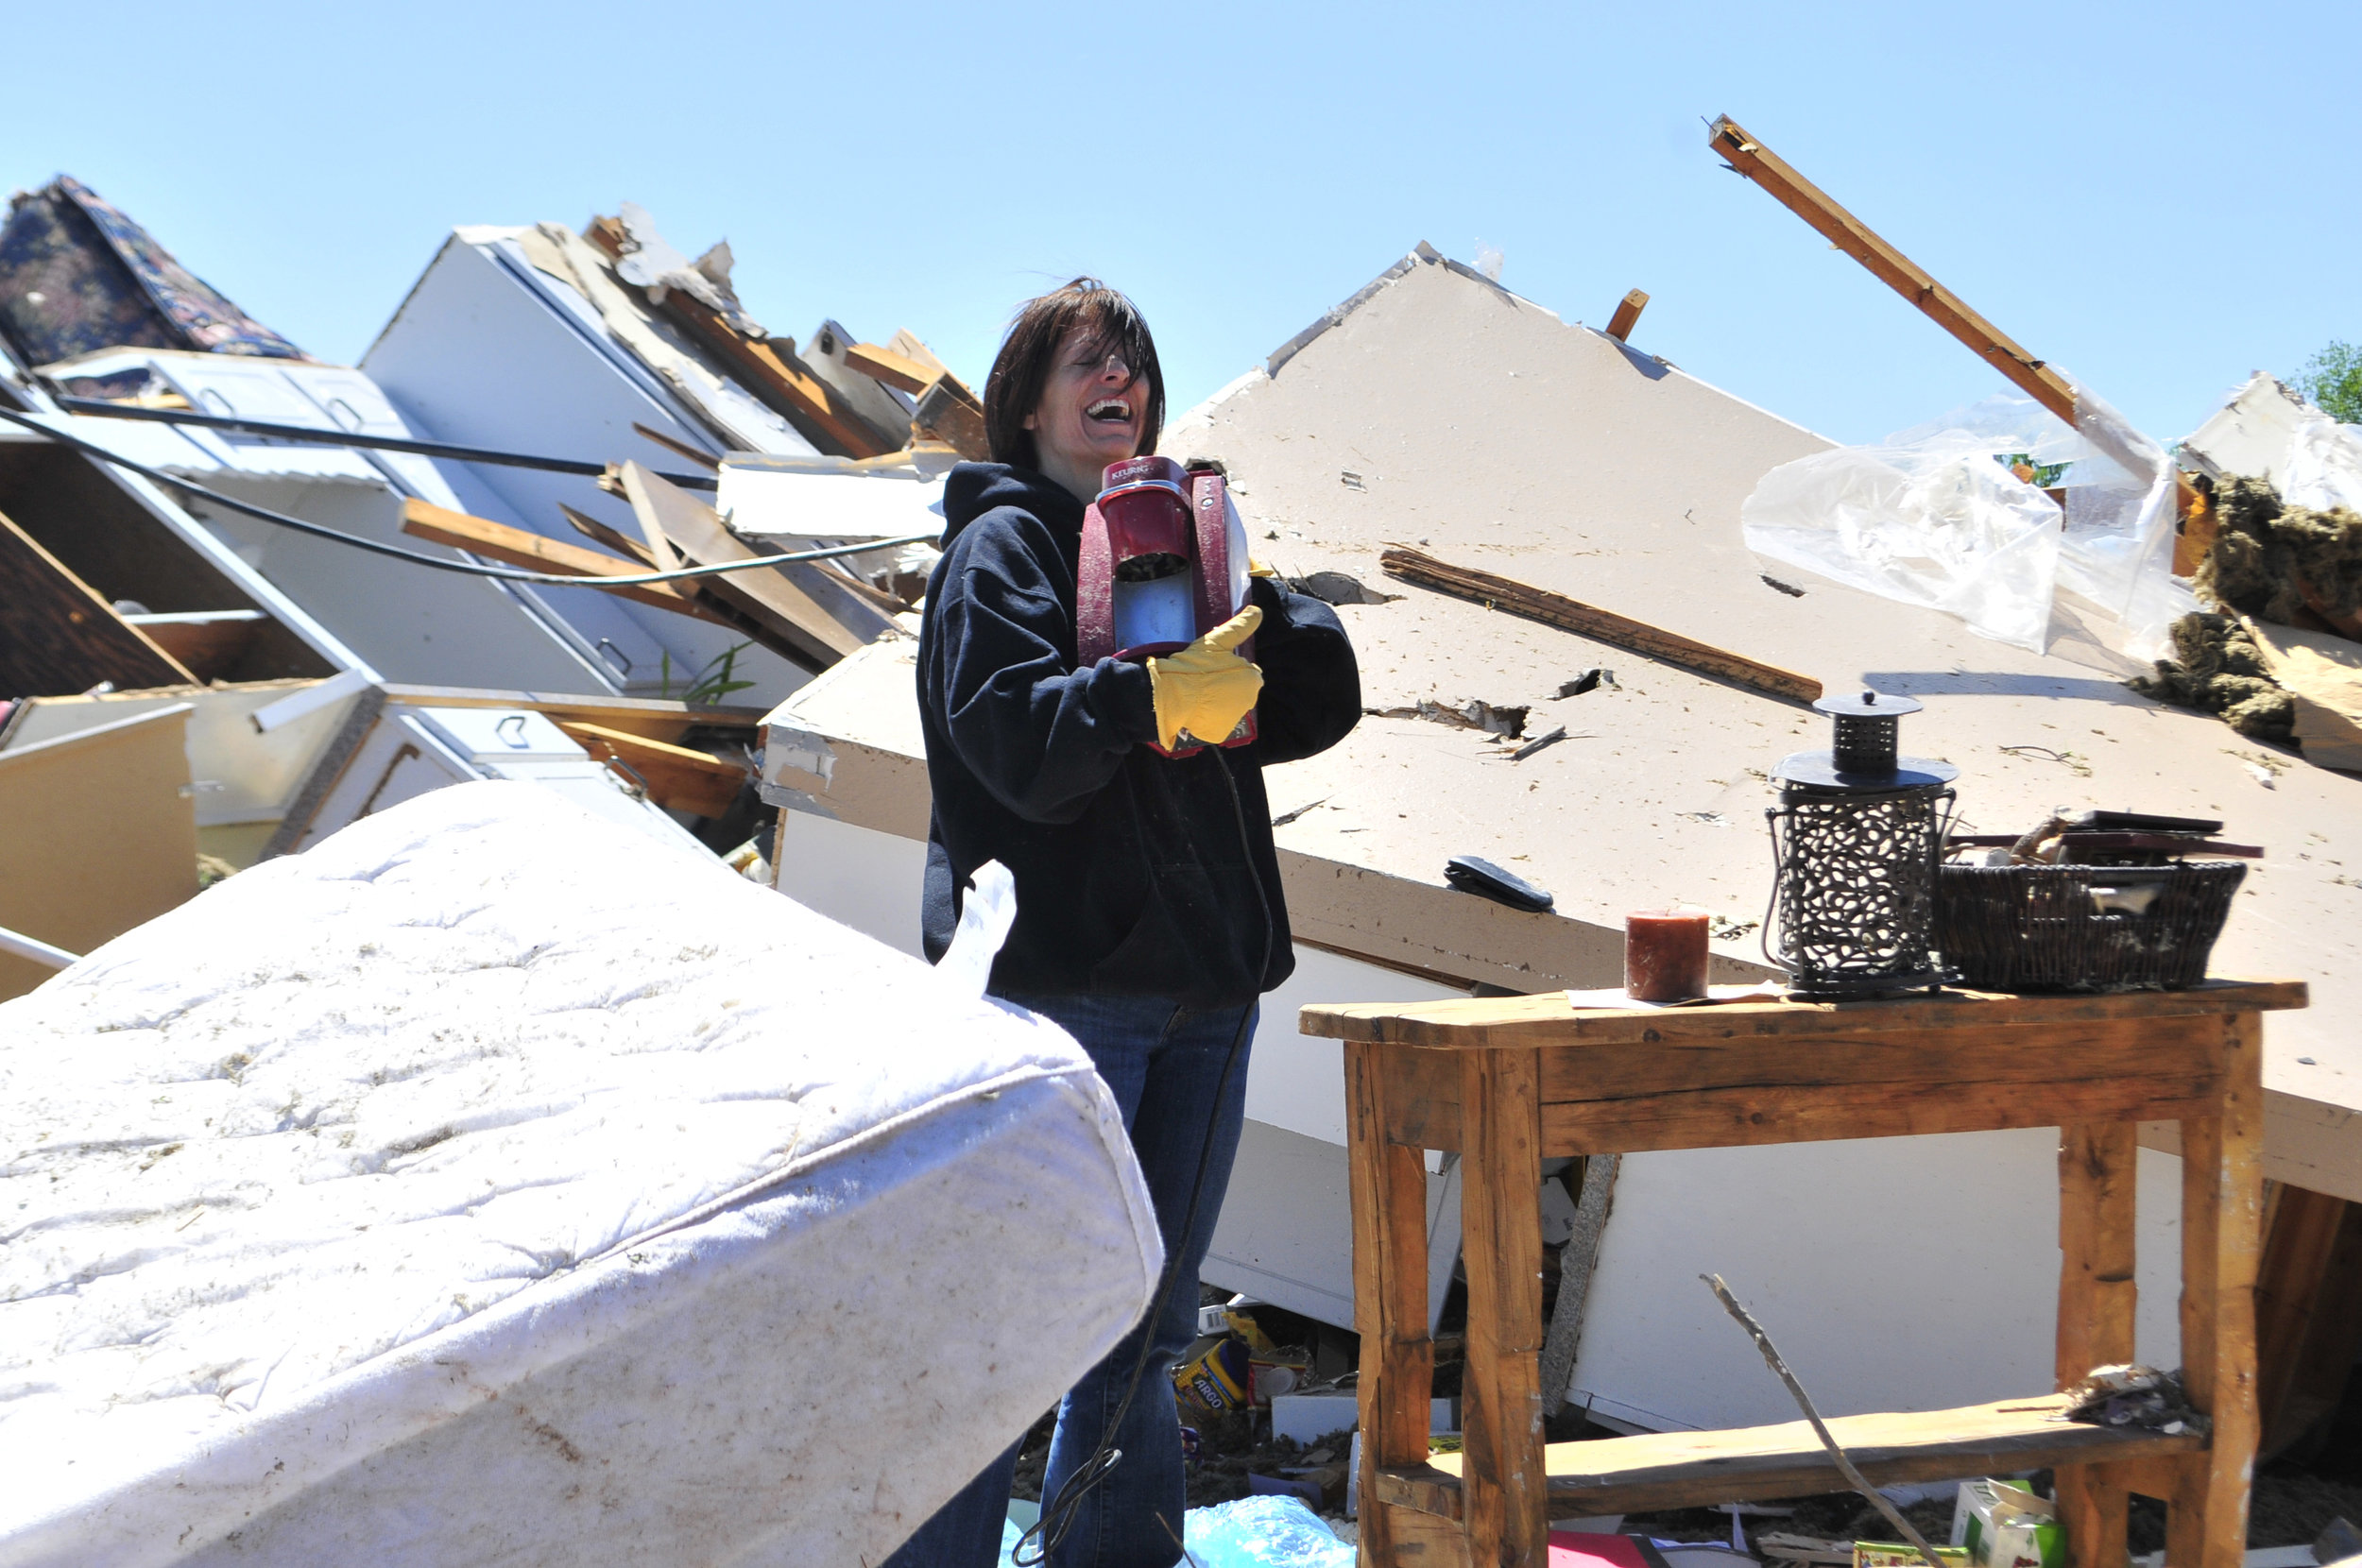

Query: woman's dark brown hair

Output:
[983, 278, 1164, 471]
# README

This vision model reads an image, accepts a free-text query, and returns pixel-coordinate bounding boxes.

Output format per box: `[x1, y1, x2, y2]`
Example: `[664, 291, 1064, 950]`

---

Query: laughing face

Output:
[1024, 327, 1148, 502]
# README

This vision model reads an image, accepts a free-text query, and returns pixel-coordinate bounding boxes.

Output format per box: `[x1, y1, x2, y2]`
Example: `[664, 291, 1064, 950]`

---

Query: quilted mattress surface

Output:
[0, 781, 1161, 1566]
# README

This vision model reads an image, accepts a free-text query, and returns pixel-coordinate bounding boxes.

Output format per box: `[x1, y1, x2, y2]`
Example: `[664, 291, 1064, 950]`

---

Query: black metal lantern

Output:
[1764, 690, 1958, 997]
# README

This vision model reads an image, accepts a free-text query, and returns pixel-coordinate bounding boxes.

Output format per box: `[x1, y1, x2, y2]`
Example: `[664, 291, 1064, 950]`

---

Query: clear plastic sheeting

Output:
[1740, 396, 2069, 651]
[2283, 418, 2362, 514]
[1742, 388, 2197, 661]
[2059, 377, 2199, 665]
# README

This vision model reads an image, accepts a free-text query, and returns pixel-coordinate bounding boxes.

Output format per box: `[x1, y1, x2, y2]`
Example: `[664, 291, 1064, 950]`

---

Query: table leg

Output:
[1348, 1040, 1436, 1567]
[2056, 1121, 2137, 1568]
[1460, 1047, 1546, 1568]
[2170, 1014, 2265, 1568]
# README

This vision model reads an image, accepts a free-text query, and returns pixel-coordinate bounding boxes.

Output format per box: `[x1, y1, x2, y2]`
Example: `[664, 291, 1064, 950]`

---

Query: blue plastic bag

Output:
[1183, 1494, 1354, 1568]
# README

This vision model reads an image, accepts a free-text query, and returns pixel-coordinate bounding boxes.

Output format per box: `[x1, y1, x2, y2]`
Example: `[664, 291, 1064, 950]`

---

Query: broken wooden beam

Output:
[556, 502, 660, 571]
[1379, 546, 1823, 704]
[616, 461, 893, 668]
[846, 342, 938, 396]
[1708, 115, 2074, 426]
[399, 499, 729, 623]
[0, 508, 195, 695]
[1706, 116, 2161, 490]
[584, 213, 893, 459]
[1604, 290, 1649, 344]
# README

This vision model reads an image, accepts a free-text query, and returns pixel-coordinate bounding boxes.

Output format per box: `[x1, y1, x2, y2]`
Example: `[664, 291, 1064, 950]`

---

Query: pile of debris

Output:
[2130, 379, 2362, 765]
[0, 176, 967, 997]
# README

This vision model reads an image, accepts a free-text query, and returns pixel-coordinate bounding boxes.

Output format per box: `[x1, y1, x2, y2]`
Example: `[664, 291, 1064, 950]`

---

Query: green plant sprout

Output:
[660, 639, 758, 705]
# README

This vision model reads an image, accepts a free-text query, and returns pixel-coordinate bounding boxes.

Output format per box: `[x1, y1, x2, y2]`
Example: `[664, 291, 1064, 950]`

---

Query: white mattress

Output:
[0, 781, 1161, 1567]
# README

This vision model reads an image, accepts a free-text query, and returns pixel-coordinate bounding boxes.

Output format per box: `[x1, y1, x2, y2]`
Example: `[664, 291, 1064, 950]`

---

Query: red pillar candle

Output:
[1625, 911, 1710, 1002]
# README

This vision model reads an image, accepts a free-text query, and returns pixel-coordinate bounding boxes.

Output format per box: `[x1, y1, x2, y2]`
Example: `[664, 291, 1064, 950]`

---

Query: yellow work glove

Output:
[1147, 605, 1264, 751]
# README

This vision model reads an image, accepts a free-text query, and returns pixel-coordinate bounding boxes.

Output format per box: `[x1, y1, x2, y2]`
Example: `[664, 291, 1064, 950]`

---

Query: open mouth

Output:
[1086, 398, 1133, 425]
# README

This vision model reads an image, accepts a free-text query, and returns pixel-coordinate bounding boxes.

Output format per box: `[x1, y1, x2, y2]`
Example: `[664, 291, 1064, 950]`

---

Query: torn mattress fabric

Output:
[0, 780, 1161, 1568]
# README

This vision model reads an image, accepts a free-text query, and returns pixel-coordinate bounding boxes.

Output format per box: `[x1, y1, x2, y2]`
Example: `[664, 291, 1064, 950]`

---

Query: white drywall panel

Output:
[773, 810, 931, 958]
[1203, 1120, 1463, 1335]
[361, 236, 810, 706]
[1245, 940, 1463, 1148]
[1161, 249, 2359, 1199]
[183, 472, 610, 692]
[1570, 1133, 2183, 1434]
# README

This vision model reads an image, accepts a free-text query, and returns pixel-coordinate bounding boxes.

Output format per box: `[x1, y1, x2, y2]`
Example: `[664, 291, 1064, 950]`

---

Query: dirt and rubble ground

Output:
[1006, 1263, 2362, 1553]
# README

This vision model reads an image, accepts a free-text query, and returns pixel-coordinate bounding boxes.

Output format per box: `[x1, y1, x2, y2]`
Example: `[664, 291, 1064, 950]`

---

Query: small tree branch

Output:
[1702, 1273, 1949, 1568]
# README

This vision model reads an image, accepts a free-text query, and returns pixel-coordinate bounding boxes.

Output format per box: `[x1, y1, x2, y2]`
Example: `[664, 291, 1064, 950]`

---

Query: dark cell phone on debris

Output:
[1445, 856, 1554, 913]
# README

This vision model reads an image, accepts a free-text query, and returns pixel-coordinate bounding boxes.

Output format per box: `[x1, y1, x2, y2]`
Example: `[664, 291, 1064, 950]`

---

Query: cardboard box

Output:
[1855, 1544, 1970, 1568]
[1949, 1479, 2063, 1568]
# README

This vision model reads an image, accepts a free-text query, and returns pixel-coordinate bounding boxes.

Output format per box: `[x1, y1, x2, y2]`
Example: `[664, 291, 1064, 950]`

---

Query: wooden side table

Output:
[1299, 980, 2307, 1568]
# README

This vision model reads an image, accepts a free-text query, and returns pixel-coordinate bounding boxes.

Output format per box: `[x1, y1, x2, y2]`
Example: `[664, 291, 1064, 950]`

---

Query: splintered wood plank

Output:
[1459, 1046, 1547, 1565]
[1380, 546, 1821, 705]
[846, 341, 937, 395]
[1706, 116, 2074, 425]
[2172, 1014, 2265, 1568]
[553, 721, 748, 818]
[2056, 1121, 2139, 1568]
[1386, 1394, 2203, 1521]
[648, 285, 894, 458]
[399, 499, 727, 622]
[1298, 980, 2310, 1049]
[618, 462, 890, 666]
[1349, 1040, 1437, 1566]
[556, 502, 660, 570]
[886, 328, 951, 381]
[0, 507, 194, 695]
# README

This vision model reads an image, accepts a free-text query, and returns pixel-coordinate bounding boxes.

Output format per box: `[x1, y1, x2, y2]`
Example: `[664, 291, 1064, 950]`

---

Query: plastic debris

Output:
[1184, 1495, 1355, 1568]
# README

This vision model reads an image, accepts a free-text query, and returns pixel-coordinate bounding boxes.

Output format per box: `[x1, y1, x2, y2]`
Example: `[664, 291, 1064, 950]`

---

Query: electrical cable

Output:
[1016, 741, 1275, 1567]
[0, 406, 936, 588]
[49, 395, 723, 489]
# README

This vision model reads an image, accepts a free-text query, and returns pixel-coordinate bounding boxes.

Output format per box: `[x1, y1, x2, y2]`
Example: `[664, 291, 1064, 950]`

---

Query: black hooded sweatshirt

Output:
[917, 463, 1361, 1007]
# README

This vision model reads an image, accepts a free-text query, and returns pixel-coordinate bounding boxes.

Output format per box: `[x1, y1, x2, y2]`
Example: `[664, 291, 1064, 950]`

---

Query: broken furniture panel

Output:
[0, 505, 193, 694]
[0, 677, 372, 870]
[0, 703, 198, 1000]
[267, 691, 722, 861]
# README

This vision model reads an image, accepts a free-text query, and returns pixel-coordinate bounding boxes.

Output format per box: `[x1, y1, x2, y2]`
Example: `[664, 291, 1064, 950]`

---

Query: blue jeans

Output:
[883, 991, 1257, 1568]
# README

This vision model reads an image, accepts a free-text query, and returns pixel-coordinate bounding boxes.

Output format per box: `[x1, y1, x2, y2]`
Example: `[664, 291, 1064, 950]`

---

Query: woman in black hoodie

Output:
[894, 281, 1360, 1567]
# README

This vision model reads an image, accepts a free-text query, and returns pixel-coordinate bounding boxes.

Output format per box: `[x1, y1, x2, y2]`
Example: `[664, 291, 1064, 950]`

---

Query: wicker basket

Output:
[1935, 861, 2247, 993]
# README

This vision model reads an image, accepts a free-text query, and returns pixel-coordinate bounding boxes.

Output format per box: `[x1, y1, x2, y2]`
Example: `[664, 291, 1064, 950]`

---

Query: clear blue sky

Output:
[9, 2, 2354, 447]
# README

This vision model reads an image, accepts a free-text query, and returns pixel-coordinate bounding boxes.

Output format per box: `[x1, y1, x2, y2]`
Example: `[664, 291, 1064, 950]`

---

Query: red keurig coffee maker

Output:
[1076, 455, 1257, 758]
